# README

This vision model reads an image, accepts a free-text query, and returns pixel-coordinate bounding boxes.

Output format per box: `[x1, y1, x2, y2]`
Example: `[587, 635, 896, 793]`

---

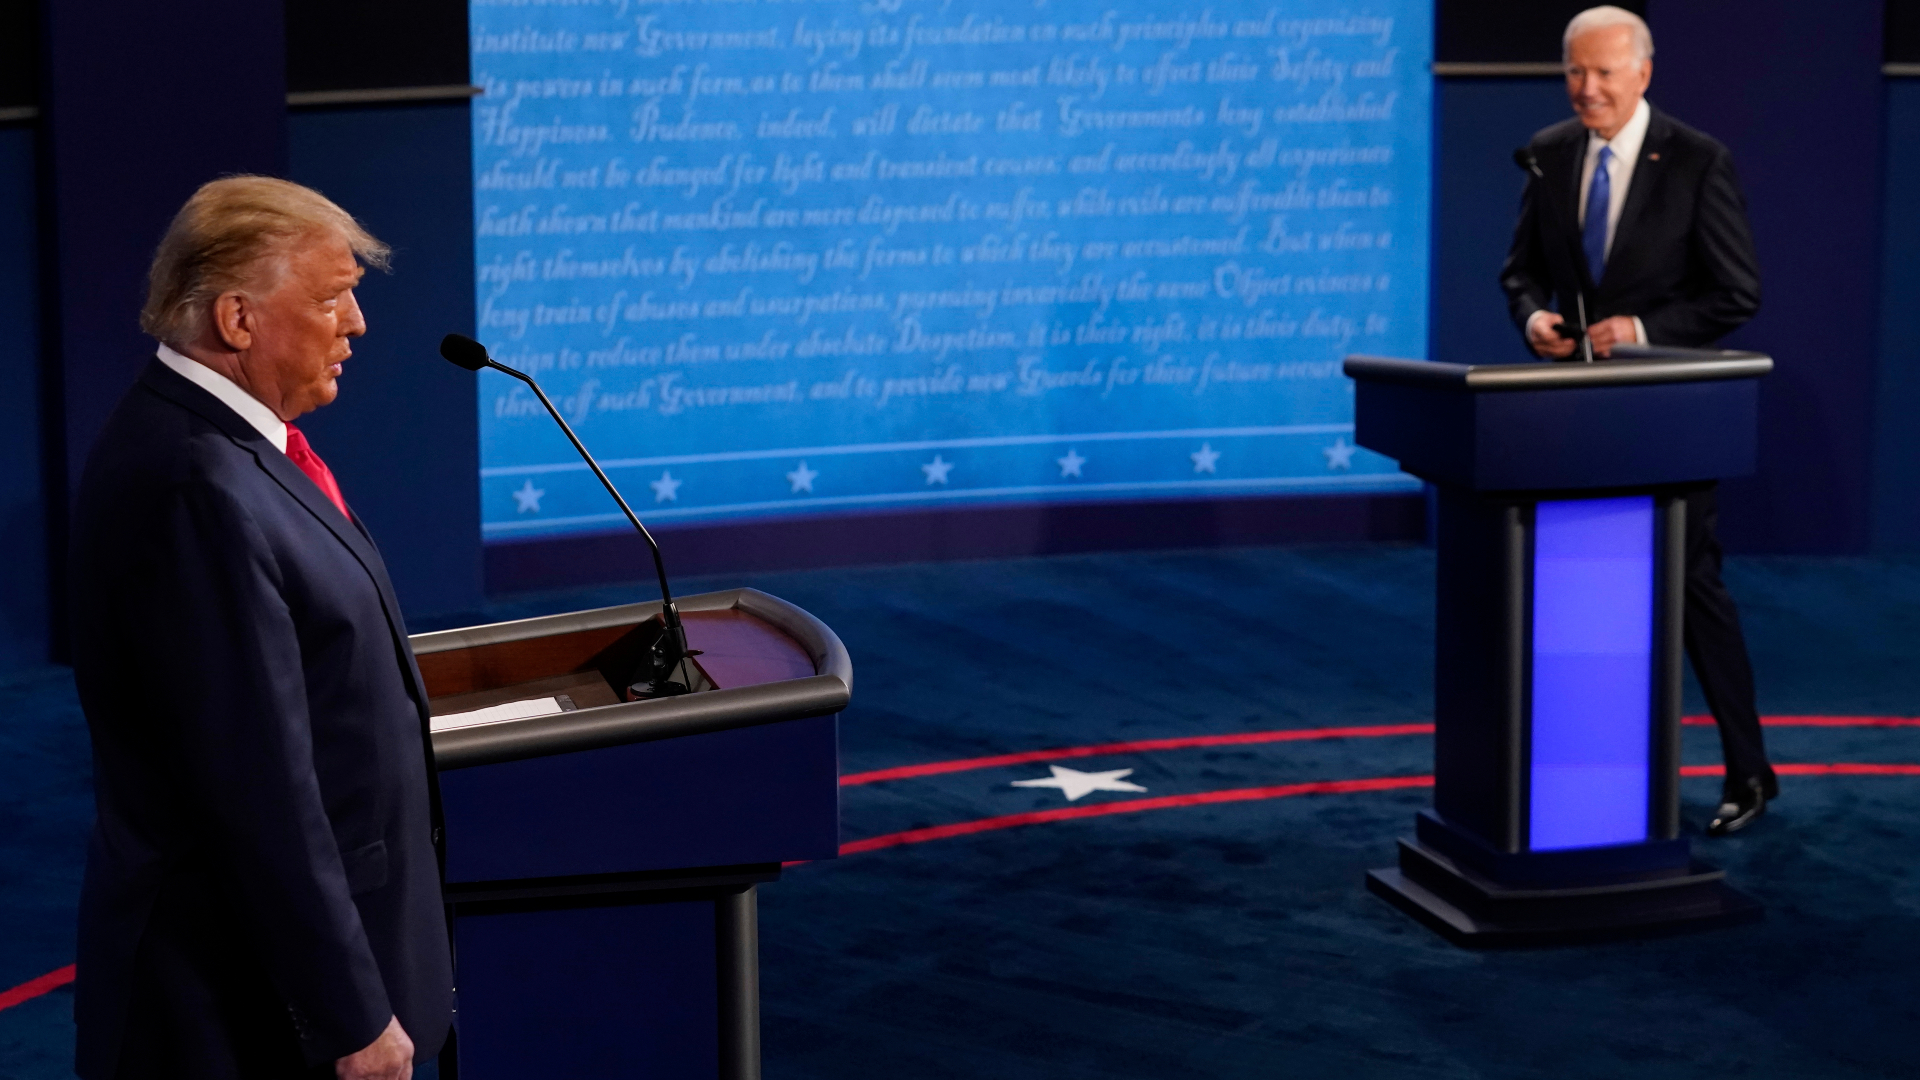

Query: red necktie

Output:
[284, 424, 351, 520]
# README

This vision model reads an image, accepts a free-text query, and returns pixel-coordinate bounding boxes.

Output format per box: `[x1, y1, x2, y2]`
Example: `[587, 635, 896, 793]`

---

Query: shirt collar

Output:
[1588, 97, 1652, 163]
[154, 343, 290, 454]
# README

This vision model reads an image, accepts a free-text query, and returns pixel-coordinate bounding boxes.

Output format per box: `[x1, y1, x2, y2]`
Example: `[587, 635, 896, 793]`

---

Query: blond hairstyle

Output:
[1564, 5, 1654, 66]
[141, 176, 390, 346]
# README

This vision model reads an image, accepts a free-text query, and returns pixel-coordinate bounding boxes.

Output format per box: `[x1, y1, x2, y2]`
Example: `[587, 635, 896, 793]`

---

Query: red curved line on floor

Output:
[15, 764, 1920, 1014]
[0, 965, 75, 1012]
[1684, 715, 1920, 727]
[822, 761, 1920, 863]
[1681, 762, 1920, 777]
[844, 716, 1920, 788]
[840, 723, 1437, 786]
[839, 775, 1436, 855]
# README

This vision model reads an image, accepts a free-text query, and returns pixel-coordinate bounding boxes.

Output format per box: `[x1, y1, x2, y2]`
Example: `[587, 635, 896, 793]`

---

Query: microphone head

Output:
[1512, 148, 1541, 175]
[439, 334, 492, 371]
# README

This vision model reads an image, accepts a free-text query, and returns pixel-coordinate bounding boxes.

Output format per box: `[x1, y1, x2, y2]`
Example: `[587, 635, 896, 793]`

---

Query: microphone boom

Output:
[439, 333, 697, 697]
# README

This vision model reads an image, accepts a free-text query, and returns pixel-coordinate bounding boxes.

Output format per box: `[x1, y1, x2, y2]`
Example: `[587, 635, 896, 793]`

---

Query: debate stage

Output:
[4, 543, 1919, 1078]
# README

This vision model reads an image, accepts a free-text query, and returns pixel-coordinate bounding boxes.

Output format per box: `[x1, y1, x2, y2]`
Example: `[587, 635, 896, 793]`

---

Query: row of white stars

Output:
[510, 438, 1359, 511]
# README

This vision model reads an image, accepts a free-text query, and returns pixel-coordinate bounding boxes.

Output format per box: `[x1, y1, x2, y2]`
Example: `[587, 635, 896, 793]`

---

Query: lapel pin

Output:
[1648, 152, 1660, 161]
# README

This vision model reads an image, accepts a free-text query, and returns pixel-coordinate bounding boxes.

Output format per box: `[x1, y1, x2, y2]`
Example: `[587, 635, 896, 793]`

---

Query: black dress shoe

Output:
[1707, 775, 1769, 836]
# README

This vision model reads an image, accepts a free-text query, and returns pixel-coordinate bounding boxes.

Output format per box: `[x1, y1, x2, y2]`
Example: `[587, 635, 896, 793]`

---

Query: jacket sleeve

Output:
[1499, 171, 1555, 344]
[136, 473, 391, 1065]
[1639, 144, 1763, 346]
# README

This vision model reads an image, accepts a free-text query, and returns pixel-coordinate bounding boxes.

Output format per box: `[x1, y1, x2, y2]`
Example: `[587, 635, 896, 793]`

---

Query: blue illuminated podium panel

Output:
[1344, 349, 1770, 944]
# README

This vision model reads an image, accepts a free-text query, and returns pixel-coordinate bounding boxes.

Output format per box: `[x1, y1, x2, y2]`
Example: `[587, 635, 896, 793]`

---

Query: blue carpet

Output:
[5, 545, 1920, 1077]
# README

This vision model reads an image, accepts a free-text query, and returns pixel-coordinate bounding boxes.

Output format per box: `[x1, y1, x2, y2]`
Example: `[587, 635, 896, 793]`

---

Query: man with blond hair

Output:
[1501, 7, 1775, 835]
[69, 177, 450, 1078]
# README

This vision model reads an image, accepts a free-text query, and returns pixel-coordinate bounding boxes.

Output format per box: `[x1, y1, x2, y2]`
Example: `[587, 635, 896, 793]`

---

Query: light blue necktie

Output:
[1583, 145, 1614, 284]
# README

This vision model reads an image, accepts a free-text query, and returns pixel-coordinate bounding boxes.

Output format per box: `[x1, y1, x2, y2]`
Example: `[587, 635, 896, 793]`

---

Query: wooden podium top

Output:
[417, 605, 816, 703]
[411, 589, 850, 771]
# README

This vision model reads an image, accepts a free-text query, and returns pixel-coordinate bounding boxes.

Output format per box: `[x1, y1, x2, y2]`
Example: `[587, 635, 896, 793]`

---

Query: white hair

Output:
[1563, 6, 1654, 66]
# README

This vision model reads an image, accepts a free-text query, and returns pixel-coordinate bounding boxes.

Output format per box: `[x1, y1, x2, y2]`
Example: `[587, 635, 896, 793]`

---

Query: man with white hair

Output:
[69, 177, 451, 1078]
[1500, 7, 1774, 836]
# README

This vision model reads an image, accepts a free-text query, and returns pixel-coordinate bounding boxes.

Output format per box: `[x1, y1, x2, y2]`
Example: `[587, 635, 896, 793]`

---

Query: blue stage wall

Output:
[3, 37, 1920, 671]
[1874, 79, 1920, 552]
[1653, 0, 1885, 555]
[40, 0, 288, 500]
[0, 125, 45, 674]
[288, 103, 487, 619]
[1428, 78, 1568, 367]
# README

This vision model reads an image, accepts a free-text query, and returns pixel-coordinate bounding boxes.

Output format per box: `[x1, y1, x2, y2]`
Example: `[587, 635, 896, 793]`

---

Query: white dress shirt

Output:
[1578, 96, 1650, 261]
[1526, 96, 1652, 348]
[155, 343, 289, 453]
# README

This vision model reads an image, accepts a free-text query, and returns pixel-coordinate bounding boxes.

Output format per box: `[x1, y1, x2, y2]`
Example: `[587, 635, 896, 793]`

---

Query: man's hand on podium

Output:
[1527, 312, 1642, 359]
[337, 1016, 414, 1080]
[1526, 311, 1579, 359]
[1586, 315, 1640, 357]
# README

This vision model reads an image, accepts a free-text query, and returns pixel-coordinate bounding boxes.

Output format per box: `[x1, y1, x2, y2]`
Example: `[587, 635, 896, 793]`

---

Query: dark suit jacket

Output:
[1500, 106, 1761, 348]
[70, 359, 451, 1078]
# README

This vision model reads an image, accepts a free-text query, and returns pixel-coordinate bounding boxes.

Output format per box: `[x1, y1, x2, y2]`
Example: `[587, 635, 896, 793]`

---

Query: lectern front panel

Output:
[440, 714, 839, 883]
[454, 897, 719, 1079]
[1528, 496, 1653, 850]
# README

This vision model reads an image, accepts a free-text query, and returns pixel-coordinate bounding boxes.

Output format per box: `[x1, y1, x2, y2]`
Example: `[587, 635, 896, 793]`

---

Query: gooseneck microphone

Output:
[440, 333, 696, 698]
[1512, 147, 1596, 363]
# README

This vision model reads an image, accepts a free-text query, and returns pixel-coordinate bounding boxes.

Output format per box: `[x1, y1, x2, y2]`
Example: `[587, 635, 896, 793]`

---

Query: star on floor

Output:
[511, 478, 545, 513]
[1322, 437, 1356, 470]
[1011, 765, 1148, 802]
[786, 460, 818, 494]
[1191, 442, 1221, 474]
[1057, 448, 1086, 478]
[650, 470, 682, 502]
[922, 454, 954, 485]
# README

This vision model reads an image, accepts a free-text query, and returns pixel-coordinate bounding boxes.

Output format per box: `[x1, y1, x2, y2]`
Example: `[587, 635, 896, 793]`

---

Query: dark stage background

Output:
[0, 1, 1916, 672]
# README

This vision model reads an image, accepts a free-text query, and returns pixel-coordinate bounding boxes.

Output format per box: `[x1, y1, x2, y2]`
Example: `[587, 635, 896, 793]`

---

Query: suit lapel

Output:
[1600, 109, 1670, 290]
[256, 456, 434, 714]
[1545, 127, 1596, 292]
[139, 360, 431, 712]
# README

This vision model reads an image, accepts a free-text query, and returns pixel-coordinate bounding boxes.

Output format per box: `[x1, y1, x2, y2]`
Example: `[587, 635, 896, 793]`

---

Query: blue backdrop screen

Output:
[471, 1, 1430, 538]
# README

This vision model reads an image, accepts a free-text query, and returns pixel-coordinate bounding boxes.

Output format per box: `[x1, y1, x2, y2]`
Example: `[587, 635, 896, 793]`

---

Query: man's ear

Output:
[210, 292, 254, 352]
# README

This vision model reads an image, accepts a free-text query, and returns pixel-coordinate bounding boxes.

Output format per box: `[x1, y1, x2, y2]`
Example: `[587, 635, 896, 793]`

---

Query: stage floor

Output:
[5, 544, 1919, 1077]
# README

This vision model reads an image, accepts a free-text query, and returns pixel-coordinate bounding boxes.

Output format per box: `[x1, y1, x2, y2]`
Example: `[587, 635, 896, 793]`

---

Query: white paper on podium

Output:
[430, 696, 566, 732]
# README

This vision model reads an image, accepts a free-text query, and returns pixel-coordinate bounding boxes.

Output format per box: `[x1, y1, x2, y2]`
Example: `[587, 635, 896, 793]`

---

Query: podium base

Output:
[1367, 838, 1761, 946]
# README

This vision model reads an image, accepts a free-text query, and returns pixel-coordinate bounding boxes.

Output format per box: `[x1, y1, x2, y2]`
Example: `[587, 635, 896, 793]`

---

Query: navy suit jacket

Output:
[1501, 106, 1762, 348]
[70, 359, 451, 1077]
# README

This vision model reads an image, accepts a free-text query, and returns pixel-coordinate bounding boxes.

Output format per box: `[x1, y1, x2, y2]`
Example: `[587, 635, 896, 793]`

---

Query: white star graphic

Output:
[1057, 448, 1086, 478]
[1190, 442, 1221, 474]
[650, 470, 683, 502]
[511, 479, 545, 513]
[1011, 765, 1148, 802]
[1322, 437, 1356, 470]
[786, 460, 818, 493]
[922, 454, 954, 485]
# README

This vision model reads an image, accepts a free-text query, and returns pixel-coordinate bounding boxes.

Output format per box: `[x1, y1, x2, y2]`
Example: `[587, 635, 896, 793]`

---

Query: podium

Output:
[411, 588, 848, 1077]
[1344, 348, 1771, 944]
